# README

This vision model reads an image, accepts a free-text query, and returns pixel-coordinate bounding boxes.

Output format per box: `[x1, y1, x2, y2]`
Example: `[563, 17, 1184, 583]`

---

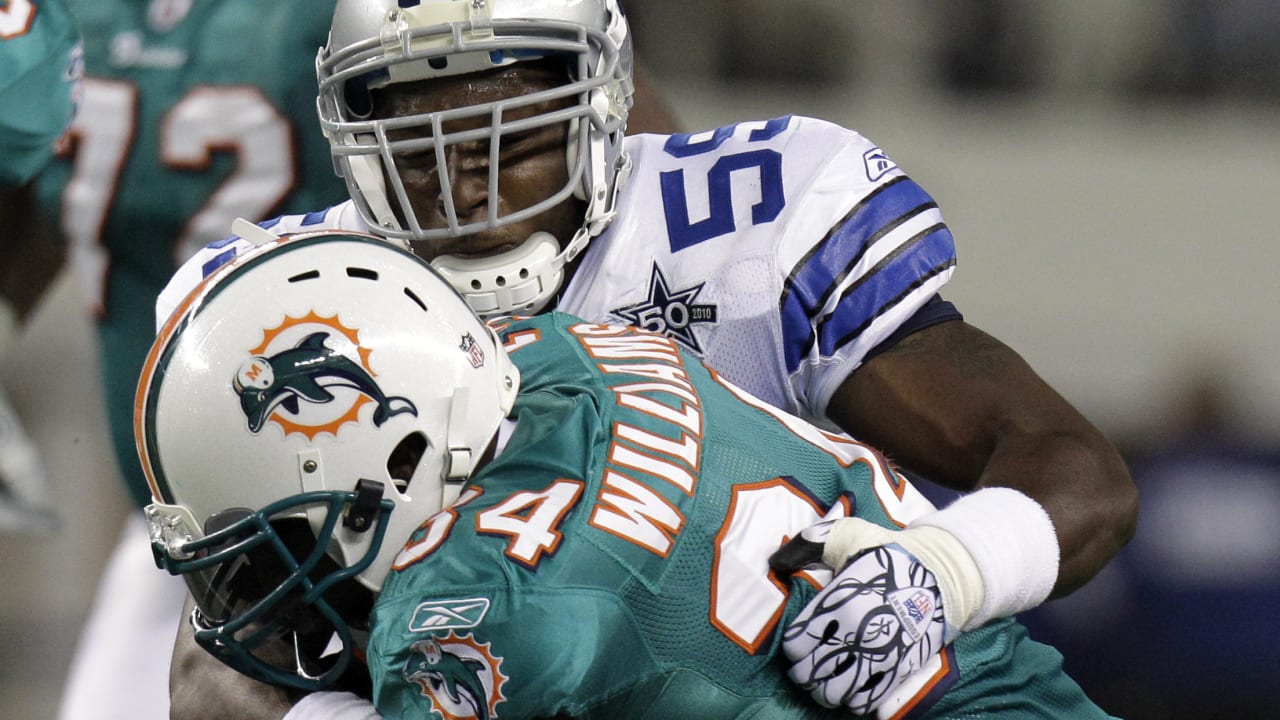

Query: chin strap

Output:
[563, 149, 631, 266]
[440, 339, 519, 508]
[441, 386, 473, 508]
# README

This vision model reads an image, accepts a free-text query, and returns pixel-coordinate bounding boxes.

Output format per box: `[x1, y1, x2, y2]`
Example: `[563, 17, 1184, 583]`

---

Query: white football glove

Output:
[772, 489, 1061, 718]
[775, 521, 951, 717]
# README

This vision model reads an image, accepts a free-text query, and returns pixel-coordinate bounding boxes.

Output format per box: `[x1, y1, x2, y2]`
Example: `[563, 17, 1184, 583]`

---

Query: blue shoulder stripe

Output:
[780, 176, 953, 371]
[818, 226, 956, 358]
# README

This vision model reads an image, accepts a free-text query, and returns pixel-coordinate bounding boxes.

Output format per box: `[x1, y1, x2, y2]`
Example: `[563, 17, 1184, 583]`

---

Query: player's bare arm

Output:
[826, 318, 1137, 597]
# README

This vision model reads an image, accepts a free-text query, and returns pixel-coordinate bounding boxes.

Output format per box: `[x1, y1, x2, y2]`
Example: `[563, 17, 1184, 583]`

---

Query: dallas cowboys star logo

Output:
[611, 264, 718, 354]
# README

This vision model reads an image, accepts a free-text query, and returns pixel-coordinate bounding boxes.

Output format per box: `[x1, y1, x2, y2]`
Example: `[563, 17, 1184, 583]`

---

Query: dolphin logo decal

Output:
[403, 637, 493, 720]
[233, 331, 416, 434]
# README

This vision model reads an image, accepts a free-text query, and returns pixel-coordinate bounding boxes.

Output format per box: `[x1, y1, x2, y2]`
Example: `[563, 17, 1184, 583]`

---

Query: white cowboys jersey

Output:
[157, 115, 957, 426]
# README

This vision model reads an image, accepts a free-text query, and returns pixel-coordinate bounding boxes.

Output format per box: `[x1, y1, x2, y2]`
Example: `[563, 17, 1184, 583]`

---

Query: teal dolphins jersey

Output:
[367, 313, 1111, 720]
[34, 0, 348, 508]
[0, 0, 80, 187]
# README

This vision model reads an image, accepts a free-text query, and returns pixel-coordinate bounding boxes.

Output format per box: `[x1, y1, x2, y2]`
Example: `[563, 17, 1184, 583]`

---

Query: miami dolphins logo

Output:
[232, 311, 417, 439]
[403, 633, 507, 720]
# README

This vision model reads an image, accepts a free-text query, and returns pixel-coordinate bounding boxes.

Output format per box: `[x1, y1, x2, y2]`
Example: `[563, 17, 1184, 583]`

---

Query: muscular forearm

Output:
[965, 422, 1135, 596]
[829, 320, 1138, 597]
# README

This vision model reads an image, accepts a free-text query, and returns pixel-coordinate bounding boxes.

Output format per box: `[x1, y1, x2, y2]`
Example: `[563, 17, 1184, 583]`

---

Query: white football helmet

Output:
[138, 230, 519, 689]
[316, 0, 634, 318]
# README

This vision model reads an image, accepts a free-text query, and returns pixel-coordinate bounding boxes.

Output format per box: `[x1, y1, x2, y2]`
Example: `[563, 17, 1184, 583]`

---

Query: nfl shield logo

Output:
[460, 333, 485, 368]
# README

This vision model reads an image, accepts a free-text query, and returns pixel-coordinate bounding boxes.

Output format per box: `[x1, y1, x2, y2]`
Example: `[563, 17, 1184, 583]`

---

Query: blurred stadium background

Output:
[3, 2, 1278, 717]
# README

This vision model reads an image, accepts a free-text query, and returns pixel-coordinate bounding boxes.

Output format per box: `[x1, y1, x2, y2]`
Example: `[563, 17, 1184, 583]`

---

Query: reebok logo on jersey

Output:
[409, 598, 491, 632]
[863, 146, 898, 182]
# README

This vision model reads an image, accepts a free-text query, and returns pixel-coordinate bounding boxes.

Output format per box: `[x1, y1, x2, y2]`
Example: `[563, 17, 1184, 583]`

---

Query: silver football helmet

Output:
[138, 230, 519, 689]
[316, 0, 635, 318]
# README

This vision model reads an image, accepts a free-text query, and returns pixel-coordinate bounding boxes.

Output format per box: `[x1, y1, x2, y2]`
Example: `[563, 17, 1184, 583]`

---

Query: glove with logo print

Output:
[775, 521, 950, 717]
[771, 488, 1061, 718]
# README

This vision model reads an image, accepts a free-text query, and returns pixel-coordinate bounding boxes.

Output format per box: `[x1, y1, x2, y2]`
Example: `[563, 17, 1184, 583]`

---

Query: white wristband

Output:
[0, 297, 18, 361]
[913, 487, 1059, 630]
[820, 487, 1059, 636]
[282, 691, 383, 720]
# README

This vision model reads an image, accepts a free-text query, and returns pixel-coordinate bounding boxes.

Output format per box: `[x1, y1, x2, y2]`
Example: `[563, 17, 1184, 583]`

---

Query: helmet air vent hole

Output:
[346, 267, 378, 281]
[519, 269, 529, 279]
[387, 431, 428, 494]
[470, 279, 482, 290]
[288, 270, 320, 283]
[495, 275, 506, 287]
[403, 288, 428, 312]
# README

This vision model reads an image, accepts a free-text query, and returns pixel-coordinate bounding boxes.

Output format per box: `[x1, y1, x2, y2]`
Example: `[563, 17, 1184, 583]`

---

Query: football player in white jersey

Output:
[159, 0, 1136, 717]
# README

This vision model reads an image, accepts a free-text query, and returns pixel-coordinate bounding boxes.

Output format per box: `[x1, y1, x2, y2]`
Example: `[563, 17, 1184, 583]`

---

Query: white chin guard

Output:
[431, 232, 563, 318]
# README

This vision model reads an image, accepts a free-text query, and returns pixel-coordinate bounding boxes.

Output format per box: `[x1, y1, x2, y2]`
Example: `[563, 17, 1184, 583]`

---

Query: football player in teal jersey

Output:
[0, 0, 81, 532]
[142, 232, 1115, 720]
[0, 0, 80, 189]
[33, 3, 348, 718]
[35, 0, 349, 512]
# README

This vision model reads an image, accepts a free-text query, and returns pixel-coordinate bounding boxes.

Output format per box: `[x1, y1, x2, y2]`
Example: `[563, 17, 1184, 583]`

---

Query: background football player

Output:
[35, 3, 347, 716]
[0, 0, 81, 534]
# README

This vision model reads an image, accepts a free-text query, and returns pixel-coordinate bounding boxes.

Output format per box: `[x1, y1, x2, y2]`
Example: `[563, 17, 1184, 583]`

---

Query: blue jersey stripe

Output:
[818, 224, 957, 357]
[780, 176, 944, 371]
[301, 208, 330, 226]
[780, 176, 936, 313]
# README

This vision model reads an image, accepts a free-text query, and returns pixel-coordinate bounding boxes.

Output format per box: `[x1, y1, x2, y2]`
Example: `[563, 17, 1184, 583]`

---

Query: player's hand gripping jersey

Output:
[367, 313, 1109, 720]
[160, 117, 959, 427]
